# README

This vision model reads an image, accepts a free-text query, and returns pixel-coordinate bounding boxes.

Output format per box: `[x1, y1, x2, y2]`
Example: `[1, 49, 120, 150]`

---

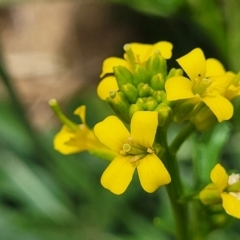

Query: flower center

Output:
[192, 77, 213, 96]
[120, 137, 154, 165]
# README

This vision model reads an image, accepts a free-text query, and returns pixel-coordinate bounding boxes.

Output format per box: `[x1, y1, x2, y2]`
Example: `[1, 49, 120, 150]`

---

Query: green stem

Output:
[157, 128, 189, 240]
[170, 121, 195, 155]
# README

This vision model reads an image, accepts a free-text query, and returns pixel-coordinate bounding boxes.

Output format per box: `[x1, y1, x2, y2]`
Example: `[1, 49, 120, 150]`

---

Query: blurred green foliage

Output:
[1, 0, 240, 239]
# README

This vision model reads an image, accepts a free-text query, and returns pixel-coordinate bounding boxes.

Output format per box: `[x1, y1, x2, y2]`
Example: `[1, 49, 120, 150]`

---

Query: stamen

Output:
[127, 137, 134, 144]
[147, 148, 153, 154]
[130, 155, 139, 163]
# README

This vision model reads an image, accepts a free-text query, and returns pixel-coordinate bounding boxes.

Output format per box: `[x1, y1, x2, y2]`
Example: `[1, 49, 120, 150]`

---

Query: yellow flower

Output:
[165, 48, 233, 122]
[200, 164, 240, 219]
[98, 41, 173, 100]
[94, 111, 171, 194]
[54, 105, 106, 155]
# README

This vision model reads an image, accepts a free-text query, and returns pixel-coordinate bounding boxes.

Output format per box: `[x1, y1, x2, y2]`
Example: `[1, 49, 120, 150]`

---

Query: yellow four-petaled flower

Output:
[94, 111, 171, 194]
[165, 48, 233, 122]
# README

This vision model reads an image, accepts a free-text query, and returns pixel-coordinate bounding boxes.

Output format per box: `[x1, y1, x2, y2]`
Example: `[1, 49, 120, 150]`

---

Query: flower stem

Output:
[157, 128, 189, 240]
[170, 121, 195, 155]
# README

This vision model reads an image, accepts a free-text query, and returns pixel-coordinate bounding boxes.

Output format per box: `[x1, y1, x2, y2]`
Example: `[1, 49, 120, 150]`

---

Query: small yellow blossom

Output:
[165, 48, 233, 122]
[200, 164, 240, 218]
[98, 41, 173, 100]
[53, 105, 107, 155]
[94, 111, 171, 194]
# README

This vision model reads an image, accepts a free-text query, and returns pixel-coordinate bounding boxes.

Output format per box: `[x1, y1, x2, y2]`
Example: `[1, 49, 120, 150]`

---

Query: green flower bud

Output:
[150, 74, 165, 91]
[113, 66, 133, 88]
[146, 52, 167, 78]
[136, 97, 147, 110]
[138, 83, 151, 97]
[155, 103, 172, 127]
[146, 97, 158, 111]
[151, 90, 163, 103]
[133, 64, 151, 86]
[106, 91, 130, 123]
[166, 68, 183, 79]
[199, 183, 222, 205]
[129, 103, 144, 119]
[121, 83, 138, 103]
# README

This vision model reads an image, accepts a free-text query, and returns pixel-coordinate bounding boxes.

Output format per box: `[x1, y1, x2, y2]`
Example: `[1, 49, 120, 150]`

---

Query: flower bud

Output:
[129, 103, 144, 119]
[155, 103, 172, 127]
[199, 183, 222, 205]
[145, 97, 158, 111]
[138, 83, 152, 97]
[146, 51, 167, 78]
[106, 91, 130, 123]
[150, 74, 165, 91]
[121, 83, 138, 103]
[151, 90, 163, 103]
[133, 64, 151, 86]
[136, 97, 147, 110]
[166, 68, 183, 79]
[113, 66, 134, 88]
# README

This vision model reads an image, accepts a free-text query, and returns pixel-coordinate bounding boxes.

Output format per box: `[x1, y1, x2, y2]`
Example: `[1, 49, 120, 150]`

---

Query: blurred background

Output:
[1, 0, 240, 239]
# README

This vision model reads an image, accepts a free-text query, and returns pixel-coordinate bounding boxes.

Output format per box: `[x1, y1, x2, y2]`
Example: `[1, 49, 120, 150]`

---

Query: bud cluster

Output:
[105, 51, 181, 127]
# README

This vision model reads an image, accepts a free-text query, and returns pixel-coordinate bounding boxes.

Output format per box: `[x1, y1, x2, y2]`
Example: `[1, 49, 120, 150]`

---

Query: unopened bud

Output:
[121, 83, 138, 103]
[151, 90, 163, 103]
[114, 66, 133, 88]
[145, 97, 158, 111]
[146, 52, 167, 78]
[129, 103, 144, 119]
[166, 68, 183, 79]
[155, 103, 172, 127]
[150, 74, 165, 91]
[133, 64, 151, 86]
[138, 83, 151, 97]
[106, 91, 130, 123]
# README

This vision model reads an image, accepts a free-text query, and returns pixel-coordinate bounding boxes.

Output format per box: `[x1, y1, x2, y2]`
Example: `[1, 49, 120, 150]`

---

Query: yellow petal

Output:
[97, 76, 119, 100]
[131, 111, 158, 147]
[137, 154, 171, 193]
[100, 155, 135, 195]
[54, 126, 84, 154]
[177, 48, 206, 80]
[222, 193, 240, 218]
[165, 76, 194, 100]
[210, 164, 229, 192]
[151, 41, 173, 59]
[129, 41, 173, 63]
[206, 58, 225, 77]
[210, 74, 233, 95]
[74, 105, 86, 124]
[94, 116, 130, 152]
[203, 95, 233, 122]
[100, 57, 128, 78]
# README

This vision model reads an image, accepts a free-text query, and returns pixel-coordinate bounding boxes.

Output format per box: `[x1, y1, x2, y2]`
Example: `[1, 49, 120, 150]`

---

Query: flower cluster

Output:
[50, 41, 240, 209]
[97, 41, 174, 127]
